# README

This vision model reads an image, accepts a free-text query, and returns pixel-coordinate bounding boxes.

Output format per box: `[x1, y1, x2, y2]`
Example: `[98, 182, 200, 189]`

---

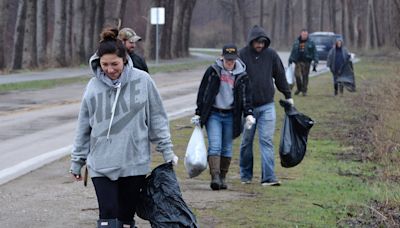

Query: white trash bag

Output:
[285, 63, 295, 85]
[184, 125, 207, 178]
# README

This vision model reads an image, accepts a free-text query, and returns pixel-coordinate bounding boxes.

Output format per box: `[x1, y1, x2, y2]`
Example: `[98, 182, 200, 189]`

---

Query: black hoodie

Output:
[239, 25, 291, 107]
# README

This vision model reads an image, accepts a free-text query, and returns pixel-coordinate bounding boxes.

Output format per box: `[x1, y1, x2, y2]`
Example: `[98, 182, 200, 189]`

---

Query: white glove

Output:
[191, 115, 200, 125]
[167, 154, 179, 166]
[244, 115, 256, 129]
[286, 98, 294, 105]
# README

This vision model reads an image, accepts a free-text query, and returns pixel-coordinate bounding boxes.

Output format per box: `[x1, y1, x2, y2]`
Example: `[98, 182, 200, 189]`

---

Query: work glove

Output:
[191, 115, 200, 125]
[286, 98, 294, 106]
[170, 154, 179, 166]
[244, 115, 256, 130]
[312, 63, 317, 72]
[165, 153, 179, 166]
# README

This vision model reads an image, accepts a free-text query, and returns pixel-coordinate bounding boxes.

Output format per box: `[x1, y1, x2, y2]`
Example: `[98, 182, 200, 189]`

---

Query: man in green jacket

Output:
[288, 29, 318, 96]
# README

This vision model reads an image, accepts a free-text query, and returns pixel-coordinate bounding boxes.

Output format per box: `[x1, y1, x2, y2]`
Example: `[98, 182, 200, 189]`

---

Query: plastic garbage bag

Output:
[136, 162, 198, 228]
[285, 63, 295, 85]
[184, 125, 207, 178]
[279, 100, 314, 168]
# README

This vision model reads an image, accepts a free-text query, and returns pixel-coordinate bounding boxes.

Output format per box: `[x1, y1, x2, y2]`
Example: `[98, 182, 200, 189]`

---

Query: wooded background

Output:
[0, 0, 399, 71]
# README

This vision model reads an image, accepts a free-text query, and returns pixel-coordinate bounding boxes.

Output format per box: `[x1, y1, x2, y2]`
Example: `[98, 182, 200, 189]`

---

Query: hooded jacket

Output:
[195, 58, 253, 139]
[239, 25, 291, 107]
[326, 40, 351, 75]
[70, 54, 174, 180]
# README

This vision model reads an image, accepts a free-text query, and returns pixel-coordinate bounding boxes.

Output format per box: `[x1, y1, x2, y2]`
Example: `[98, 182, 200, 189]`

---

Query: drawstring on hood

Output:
[88, 53, 134, 140]
[106, 82, 121, 140]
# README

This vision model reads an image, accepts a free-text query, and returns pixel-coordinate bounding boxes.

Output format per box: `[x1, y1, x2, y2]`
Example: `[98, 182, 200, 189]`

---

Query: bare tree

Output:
[84, 0, 97, 59]
[22, 0, 37, 68]
[144, 0, 157, 60]
[159, 0, 175, 59]
[52, 0, 67, 67]
[0, 0, 9, 69]
[11, 0, 27, 70]
[72, 0, 85, 65]
[65, 0, 73, 65]
[181, 0, 196, 56]
[170, 0, 186, 58]
[36, 0, 47, 67]
[93, 0, 105, 44]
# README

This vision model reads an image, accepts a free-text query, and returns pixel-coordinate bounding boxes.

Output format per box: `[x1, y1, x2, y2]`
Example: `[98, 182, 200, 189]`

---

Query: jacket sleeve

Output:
[326, 48, 334, 73]
[70, 96, 91, 175]
[146, 77, 175, 162]
[288, 42, 296, 64]
[195, 66, 213, 116]
[272, 51, 292, 99]
[242, 75, 253, 116]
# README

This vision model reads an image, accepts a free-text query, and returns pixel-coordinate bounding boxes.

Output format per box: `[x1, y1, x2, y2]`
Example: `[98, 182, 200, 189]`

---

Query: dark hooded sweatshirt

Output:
[239, 25, 291, 107]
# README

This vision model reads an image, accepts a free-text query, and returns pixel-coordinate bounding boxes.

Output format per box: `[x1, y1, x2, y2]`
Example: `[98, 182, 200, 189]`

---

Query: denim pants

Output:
[205, 111, 233, 158]
[239, 102, 277, 183]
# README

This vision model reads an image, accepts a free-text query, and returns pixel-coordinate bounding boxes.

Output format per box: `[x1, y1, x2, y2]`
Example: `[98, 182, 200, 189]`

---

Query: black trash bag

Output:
[136, 162, 198, 228]
[337, 60, 356, 92]
[279, 100, 314, 168]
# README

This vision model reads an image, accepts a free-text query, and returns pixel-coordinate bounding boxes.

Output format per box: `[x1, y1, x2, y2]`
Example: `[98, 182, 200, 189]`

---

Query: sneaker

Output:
[261, 180, 281, 186]
[294, 90, 301, 95]
[302, 92, 307, 96]
[241, 180, 251, 184]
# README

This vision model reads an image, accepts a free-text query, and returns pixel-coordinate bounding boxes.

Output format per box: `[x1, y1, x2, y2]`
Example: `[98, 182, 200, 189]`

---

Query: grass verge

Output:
[0, 60, 212, 93]
[165, 58, 400, 227]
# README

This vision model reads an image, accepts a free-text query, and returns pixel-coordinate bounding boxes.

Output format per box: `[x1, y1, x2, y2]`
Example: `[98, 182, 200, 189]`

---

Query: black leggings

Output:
[92, 176, 146, 221]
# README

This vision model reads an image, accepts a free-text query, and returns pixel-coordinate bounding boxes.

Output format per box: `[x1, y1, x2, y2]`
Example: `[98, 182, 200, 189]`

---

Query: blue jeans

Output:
[206, 111, 233, 158]
[239, 102, 277, 183]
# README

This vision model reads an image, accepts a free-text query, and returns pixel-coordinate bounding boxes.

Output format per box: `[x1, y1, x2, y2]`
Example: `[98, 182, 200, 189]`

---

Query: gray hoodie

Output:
[214, 58, 246, 109]
[70, 54, 174, 180]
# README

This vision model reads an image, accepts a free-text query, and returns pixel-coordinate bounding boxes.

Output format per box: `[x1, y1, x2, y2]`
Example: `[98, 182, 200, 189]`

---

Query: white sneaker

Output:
[261, 180, 281, 186]
[241, 180, 251, 184]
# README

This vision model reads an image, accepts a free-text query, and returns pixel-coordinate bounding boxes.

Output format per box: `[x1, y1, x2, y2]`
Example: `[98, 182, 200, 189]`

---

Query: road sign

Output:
[150, 7, 165, 65]
[151, 7, 165, 25]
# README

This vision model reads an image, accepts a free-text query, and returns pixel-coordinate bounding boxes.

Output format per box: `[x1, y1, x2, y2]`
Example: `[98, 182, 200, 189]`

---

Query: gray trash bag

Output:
[279, 100, 314, 168]
[136, 162, 198, 228]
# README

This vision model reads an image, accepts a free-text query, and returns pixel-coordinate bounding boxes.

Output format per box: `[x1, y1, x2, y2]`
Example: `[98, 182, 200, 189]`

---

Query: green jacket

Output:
[289, 37, 318, 64]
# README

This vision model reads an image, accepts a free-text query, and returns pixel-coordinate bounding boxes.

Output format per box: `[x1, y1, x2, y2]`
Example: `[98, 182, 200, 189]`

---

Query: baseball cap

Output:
[222, 44, 238, 60]
[118, 28, 142, 43]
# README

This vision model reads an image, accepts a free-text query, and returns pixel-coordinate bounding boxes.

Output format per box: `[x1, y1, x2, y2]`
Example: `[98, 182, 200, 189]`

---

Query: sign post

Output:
[150, 7, 165, 65]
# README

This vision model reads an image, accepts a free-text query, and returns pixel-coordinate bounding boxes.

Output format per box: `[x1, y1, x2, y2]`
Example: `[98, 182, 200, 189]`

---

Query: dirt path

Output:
[0, 66, 252, 227]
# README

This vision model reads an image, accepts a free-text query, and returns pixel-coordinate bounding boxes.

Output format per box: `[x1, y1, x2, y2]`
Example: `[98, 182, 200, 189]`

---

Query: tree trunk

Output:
[72, 0, 85, 65]
[65, 0, 73, 65]
[84, 0, 97, 59]
[236, 0, 249, 45]
[52, 0, 67, 67]
[0, 0, 9, 69]
[22, 0, 37, 68]
[93, 0, 105, 44]
[36, 0, 47, 67]
[159, 0, 175, 59]
[11, 0, 27, 70]
[144, 0, 157, 60]
[181, 0, 196, 56]
[117, 0, 128, 23]
[170, 0, 186, 58]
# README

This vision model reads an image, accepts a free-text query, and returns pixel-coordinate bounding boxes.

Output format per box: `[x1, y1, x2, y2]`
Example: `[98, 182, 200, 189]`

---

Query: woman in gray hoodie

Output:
[70, 28, 178, 228]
